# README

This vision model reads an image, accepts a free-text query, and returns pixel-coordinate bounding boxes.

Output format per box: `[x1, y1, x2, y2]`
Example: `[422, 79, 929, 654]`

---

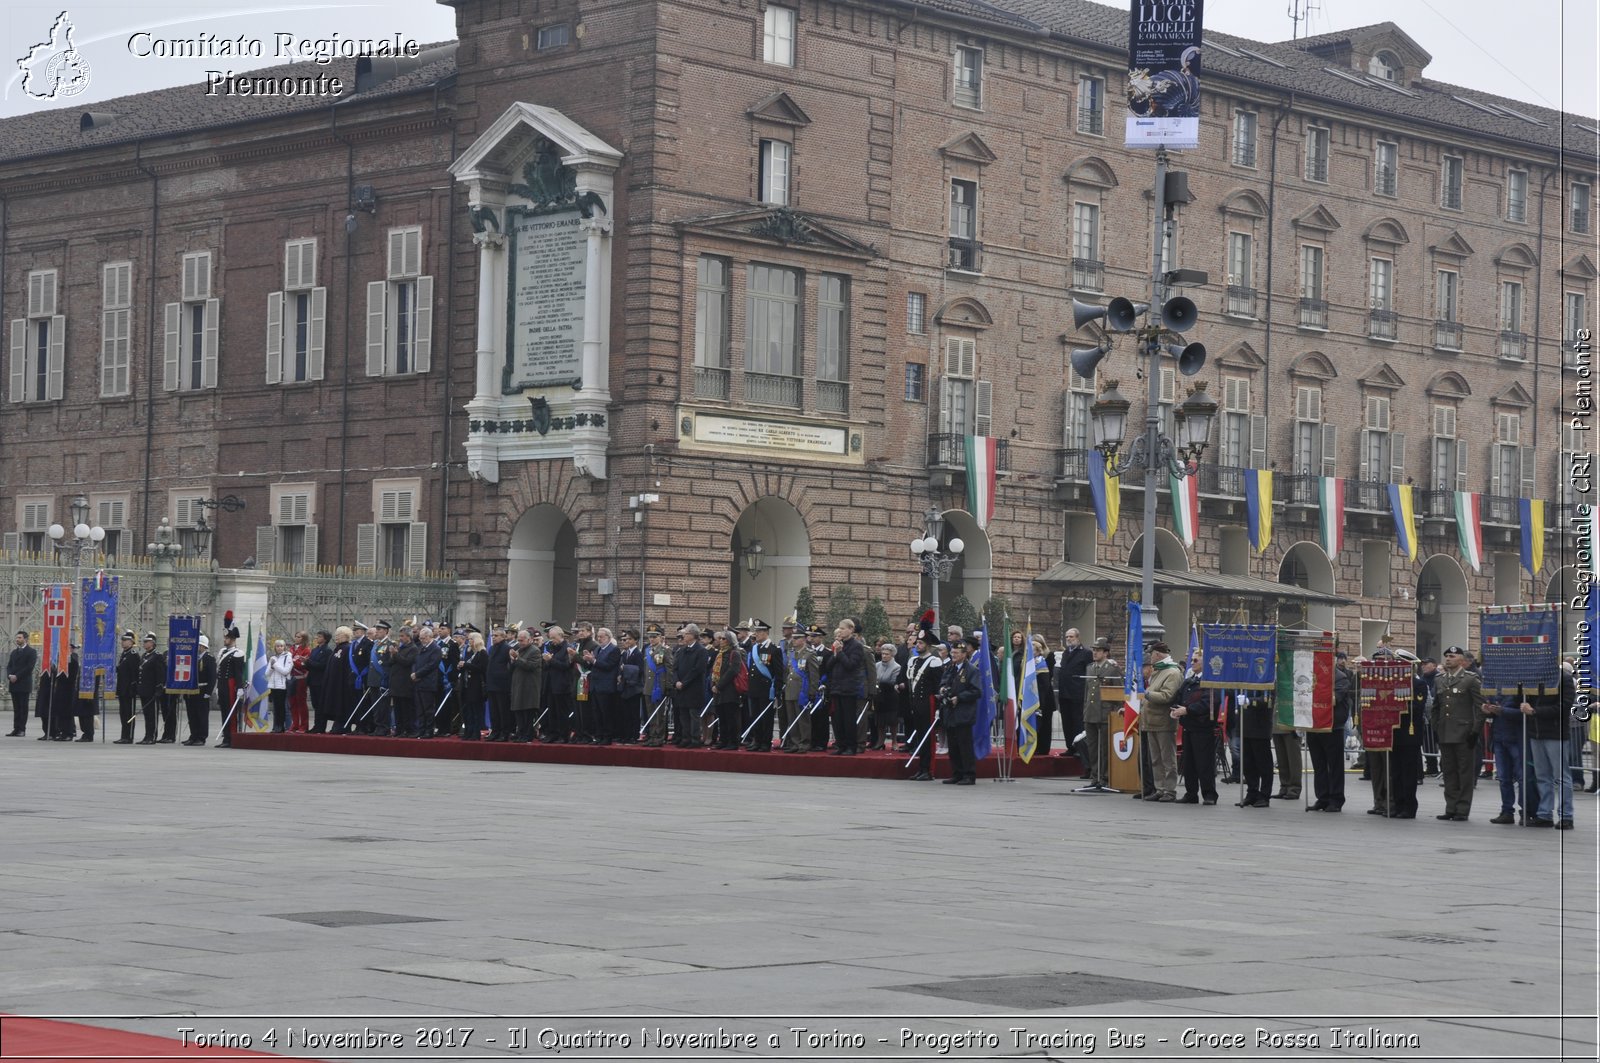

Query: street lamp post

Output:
[48, 495, 105, 738]
[909, 507, 965, 630]
[147, 518, 184, 630]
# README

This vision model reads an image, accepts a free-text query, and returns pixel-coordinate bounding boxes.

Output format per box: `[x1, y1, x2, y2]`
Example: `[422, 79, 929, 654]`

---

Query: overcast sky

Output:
[2, 0, 1595, 119]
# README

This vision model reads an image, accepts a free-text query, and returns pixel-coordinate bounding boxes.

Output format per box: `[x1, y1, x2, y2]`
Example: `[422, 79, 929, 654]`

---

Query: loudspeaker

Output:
[1071, 345, 1108, 381]
[1161, 295, 1197, 333]
[1071, 298, 1107, 330]
[1173, 341, 1207, 377]
[1106, 297, 1148, 332]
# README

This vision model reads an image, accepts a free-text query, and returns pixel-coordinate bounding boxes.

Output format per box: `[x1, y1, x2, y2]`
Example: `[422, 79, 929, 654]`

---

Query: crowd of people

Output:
[4, 614, 1593, 826]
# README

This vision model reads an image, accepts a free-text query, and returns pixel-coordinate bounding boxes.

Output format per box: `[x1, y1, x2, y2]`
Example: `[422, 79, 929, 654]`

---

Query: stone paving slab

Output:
[1, 741, 1594, 1061]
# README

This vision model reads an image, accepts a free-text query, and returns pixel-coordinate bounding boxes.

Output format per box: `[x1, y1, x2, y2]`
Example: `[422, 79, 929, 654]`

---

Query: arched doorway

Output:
[731, 497, 810, 627]
[1545, 566, 1584, 657]
[1127, 529, 1190, 642]
[507, 504, 578, 628]
[1279, 541, 1336, 632]
[922, 509, 992, 619]
[1415, 554, 1469, 660]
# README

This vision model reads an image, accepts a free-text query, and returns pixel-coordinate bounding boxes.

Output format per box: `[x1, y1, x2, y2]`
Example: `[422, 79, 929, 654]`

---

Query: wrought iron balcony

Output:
[928, 433, 1010, 472]
[947, 238, 982, 273]
[1375, 166, 1397, 197]
[1298, 298, 1327, 329]
[1368, 309, 1398, 341]
[1347, 480, 1391, 512]
[817, 379, 849, 415]
[1276, 472, 1319, 506]
[745, 371, 802, 409]
[1198, 463, 1249, 498]
[1071, 258, 1104, 291]
[1225, 285, 1257, 318]
[1077, 107, 1104, 135]
[1433, 320, 1462, 350]
[1057, 448, 1088, 482]
[1483, 494, 1519, 526]
[694, 365, 730, 401]
[1499, 330, 1526, 360]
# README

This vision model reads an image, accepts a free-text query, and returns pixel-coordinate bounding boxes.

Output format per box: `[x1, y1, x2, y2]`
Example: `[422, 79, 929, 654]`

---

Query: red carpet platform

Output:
[0, 1015, 316, 1061]
[233, 731, 1083, 780]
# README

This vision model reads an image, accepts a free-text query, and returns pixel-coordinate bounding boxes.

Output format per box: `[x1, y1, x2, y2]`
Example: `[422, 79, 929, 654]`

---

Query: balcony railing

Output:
[1277, 472, 1319, 506]
[928, 433, 1010, 472]
[1417, 488, 1455, 522]
[1058, 448, 1089, 482]
[1071, 258, 1104, 291]
[1225, 285, 1257, 318]
[1368, 309, 1398, 341]
[947, 238, 982, 273]
[1298, 298, 1327, 329]
[745, 371, 802, 409]
[1347, 480, 1391, 512]
[694, 365, 730, 401]
[817, 379, 849, 415]
[1077, 107, 1104, 135]
[1376, 166, 1397, 196]
[1433, 320, 1462, 350]
[1499, 330, 1526, 360]
[1483, 494, 1519, 525]
[1198, 463, 1249, 498]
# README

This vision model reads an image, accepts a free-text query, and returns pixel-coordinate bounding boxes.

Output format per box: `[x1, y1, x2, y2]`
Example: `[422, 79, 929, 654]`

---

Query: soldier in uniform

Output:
[366, 620, 393, 736]
[670, 624, 706, 748]
[639, 625, 673, 747]
[6, 629, 37, 738]
[778, 624, 811, 753]
[744, 619, 783, 752]
[112, 630, 139, 743]
[136, 632, 165, 744]
[348, 620, 375, 734]
[215, 626, 246, 747]
[903, 629, 942, 779]
[1077, 638, 1118, 791]
[183, 635, 216, 745]
[1432, 645, 1485, 821]
[941, 637, 982, 784]
[807, 625, 833, 751]
[1376, 664, 1427, 818]
[616, 629, 643, 744]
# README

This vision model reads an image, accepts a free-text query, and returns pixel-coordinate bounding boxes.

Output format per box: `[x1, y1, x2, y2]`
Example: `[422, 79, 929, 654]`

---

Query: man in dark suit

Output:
[807, 625, 833, 751]
[671, 624, 707, 747]
[1055, 629, 1093, 770]
[6, 630, 37, 737]
[411, 625, 443, 739]
[113, 630, 139, 743]
[617, 629, 644, 744]
[941, 638, 982, 785]
[586, 626, 621, 745]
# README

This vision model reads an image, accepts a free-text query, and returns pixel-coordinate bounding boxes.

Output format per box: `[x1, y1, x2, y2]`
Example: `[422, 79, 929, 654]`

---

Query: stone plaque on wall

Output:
[505, 208, 586, 391]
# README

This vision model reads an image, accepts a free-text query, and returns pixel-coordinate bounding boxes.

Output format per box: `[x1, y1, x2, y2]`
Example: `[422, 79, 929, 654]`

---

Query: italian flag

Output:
[1274, 633, 1335, 732]
[964, 435, 998, 530]
[1169, 471, 1199, 547]
[1317, 476, 1344, 557]
[1454, 490, 1484, 573]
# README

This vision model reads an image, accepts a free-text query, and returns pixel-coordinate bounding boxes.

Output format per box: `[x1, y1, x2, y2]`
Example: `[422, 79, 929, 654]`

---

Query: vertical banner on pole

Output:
[1124, 0, 1204, 149]
[166, 616, 201, 695]
[79, 574, 118, 698]
[42, 584, 72, 674]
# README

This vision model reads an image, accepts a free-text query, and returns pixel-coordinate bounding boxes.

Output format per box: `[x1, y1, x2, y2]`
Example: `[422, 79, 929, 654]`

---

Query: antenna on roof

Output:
[1287, 0, 1321, 40]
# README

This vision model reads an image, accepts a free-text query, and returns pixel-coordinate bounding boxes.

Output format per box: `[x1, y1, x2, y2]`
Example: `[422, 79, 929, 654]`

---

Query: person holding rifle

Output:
[215, 626, 245, 747]
[136, 632, 165, 744]
[903, 629, 943, 780]
[112, 630, 138, 743]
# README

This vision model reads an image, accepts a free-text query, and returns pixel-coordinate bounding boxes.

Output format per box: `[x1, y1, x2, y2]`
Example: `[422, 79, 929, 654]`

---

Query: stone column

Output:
[455, 579, 490, 632]
[214, 570, 276, 641]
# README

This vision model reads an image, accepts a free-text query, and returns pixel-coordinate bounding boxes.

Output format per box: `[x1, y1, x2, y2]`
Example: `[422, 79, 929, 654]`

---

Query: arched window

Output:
[1367, 51, 1400, 82]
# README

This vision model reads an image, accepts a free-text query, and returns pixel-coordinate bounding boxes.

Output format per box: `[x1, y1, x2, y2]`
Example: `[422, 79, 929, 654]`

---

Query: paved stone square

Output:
[1, 742, 1595, 1061]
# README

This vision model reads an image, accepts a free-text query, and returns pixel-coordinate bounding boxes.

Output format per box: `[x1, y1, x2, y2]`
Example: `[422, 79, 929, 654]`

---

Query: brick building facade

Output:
[0, 0, 1594, 656]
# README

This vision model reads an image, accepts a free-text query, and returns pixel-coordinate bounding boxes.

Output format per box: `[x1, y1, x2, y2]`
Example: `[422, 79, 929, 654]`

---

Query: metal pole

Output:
[1137, 148, 1170, 642]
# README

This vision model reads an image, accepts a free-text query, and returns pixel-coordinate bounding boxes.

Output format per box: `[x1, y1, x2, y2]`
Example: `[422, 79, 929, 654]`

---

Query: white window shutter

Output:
[200, 298, 219, 388]
[1520, 446, 1535, 497]
[356, 523, 378, 569]
[407, 522, 428, 574]
[1490, 443, 1502, 495]
[163, 302, 181, 391]
[366, 281, 387, 376]
[303, 523, 319, 567]
[1389, 432, 1405, 484]
[1249, 414, 1267, 468]
[44, 315, 64, 401]
[974, 380, 992, 436]
[1455, 441, 1469, 493]
[308, 287, 327, 380]
[1158, 366, 1175, 404]
[1359, 428, 1372, 480]
[1320, 424, 1338, 478]
[2, 533, 17, 554]
[265, 291, 283, 384]
[10, 319, 24, 403]
[938, 376, 955, 435]
[412, 276, 433, 372]
[387, 231, 404, 278]
[404, 229, 422, 276]
[1061, 389, 1073, 448]
[256, 525, 278, 567]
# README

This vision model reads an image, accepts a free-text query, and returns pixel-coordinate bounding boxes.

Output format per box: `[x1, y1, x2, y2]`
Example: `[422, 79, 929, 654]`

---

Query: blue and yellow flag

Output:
[1087, 448, 1119, 538]
[1243, 469, 1273, 553]
[1018, 619, 1040, 764]
[1518, 498, 1545, 576]
[1387, 483, 1417, 561]
[974, 620, 997, 761]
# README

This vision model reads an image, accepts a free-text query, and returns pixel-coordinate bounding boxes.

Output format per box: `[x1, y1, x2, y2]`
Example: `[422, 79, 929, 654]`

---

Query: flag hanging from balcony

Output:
[1453, 491, 1483, 573]
[1387, 483, 1417, 561]
[1087, 448, 1120, 538]
[1169, 471, 1199, 547]
[963, 435, 998, 530]
[1518, 498, 1545, 576]
[1243, 469, 1273, 553]
[1318, 476, 1344, 557]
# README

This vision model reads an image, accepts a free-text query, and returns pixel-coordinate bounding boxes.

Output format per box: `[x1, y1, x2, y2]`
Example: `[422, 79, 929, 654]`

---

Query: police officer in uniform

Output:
[215, 627, 246, 748]
[136, 633, 165, 744]
[744, 619, 783, 752]
[640, 625, 673, 747]
[1432, 645, 1485, 821]
[183, 635, 216, 745]
[779, 624, 811, 754]
[113, 630, 139, 743]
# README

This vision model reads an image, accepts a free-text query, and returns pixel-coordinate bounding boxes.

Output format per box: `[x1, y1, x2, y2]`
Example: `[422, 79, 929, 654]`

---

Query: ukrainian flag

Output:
[1243, 469, 1273, 554]
[1388, 483, 1417, 562]
[1518, 499, 1545, 576]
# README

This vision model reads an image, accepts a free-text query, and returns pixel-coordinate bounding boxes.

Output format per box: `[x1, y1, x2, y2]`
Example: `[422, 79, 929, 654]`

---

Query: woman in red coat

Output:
[288, 630, 312, 732]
